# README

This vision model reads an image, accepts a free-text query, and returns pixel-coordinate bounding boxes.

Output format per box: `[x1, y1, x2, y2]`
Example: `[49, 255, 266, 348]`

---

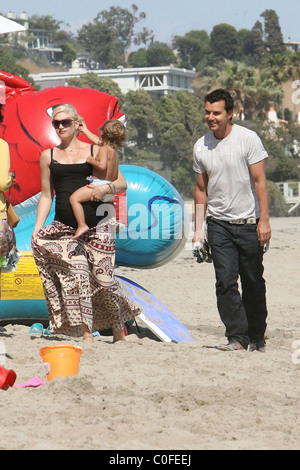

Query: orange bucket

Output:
[40, 345, 83, 381]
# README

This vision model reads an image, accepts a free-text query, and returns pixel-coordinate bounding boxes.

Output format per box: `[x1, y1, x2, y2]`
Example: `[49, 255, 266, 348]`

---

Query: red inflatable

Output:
[0, 70, 124, 206]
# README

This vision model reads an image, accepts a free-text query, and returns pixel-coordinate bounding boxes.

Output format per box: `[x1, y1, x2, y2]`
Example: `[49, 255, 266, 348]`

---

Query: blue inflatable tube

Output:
[12, 165, 189, 268]
[116, 165, 189, 268]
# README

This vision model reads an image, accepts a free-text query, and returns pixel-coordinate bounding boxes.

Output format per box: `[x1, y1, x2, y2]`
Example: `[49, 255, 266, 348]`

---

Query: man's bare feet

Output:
[73, 224, 89, 239]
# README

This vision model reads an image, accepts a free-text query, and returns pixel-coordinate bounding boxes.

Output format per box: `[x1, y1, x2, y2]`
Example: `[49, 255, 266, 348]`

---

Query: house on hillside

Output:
[2, 11, 62, 63]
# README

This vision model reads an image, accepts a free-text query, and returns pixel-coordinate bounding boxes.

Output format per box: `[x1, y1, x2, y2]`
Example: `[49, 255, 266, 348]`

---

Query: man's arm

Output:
[192, 172, 208, 244]
[249, 160, 271, 246]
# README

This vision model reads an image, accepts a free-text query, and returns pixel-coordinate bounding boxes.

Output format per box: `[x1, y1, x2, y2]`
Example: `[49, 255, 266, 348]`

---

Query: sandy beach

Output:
[0, 216, 299, 450]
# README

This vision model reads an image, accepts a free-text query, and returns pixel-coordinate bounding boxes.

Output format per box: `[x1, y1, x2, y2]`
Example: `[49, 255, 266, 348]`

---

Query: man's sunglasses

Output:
[52, 119, 74, 129]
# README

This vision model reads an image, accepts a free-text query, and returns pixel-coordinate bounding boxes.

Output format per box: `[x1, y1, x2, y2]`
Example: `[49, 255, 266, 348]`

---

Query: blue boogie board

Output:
[117, 275, 194, 343]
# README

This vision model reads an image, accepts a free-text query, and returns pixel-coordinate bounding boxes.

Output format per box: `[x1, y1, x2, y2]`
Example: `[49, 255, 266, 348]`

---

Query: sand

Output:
[0, 216, 299, 450]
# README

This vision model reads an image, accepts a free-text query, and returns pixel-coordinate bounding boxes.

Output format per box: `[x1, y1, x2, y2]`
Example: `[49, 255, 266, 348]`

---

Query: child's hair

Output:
[52, 103, 82, 122]
[100, 119, 126, 149]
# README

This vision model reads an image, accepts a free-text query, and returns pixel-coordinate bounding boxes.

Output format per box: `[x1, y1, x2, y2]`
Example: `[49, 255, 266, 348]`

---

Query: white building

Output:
[4, 11, 62, 62]
[30, 65, 195, 99]
[284, 38, 300, 52]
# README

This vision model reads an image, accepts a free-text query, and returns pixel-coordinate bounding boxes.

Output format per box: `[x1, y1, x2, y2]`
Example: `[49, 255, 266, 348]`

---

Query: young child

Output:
[69, 119, 126, 239]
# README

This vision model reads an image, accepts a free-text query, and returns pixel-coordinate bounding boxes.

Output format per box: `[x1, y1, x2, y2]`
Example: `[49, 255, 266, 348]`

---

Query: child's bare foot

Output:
[82, 323, 93, 341]
[83, 332, 93, 342]
[113, 329, 126, 343]
[73, 224, 89, 239]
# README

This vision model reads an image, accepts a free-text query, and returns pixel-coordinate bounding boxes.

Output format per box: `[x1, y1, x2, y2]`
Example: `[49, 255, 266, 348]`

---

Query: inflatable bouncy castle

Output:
[0, 71, 191, 341]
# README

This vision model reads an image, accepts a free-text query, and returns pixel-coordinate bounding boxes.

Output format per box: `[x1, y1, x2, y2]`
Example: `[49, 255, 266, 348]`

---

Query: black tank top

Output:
[50, 146, 105, 229]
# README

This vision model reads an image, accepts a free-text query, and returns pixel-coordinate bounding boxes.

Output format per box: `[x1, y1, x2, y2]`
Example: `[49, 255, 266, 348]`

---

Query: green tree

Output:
[122, 4, 153, 65]
[260, 9, 285, 55]
[198, 59, 282, 119]
[60, 43, 77, 66]
[29, 14, 62, 42]
[123, 89, 160, 147]
[287, 50, 300, 79]
[50, 29, 78, 66]
[128, 48, 147, 67]
[259, 128, 300, 182]
[264, 49, 300, 86]
[77, 21, 123, 68]
[210, 23, 241, 60]
[80, 5, 153, 67]
[67, 73, 124, 107]
[272, 154, 300, 181]
[129, 42, 177, 68]
[237, 28, 253, 58]
[156, 91, 205, 196]
[29, 14, 62, 31]
[173, 30, 210, 68]
[146, 42, 177, 66]
[0, 46, 34, 85]
[249, 21, 265, 62]
[267, 181, 288, 216]
[261, 53, 290, 83]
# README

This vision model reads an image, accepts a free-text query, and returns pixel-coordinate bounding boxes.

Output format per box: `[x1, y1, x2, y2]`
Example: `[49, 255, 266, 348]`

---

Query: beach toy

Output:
[39, 345, 83, 381]
[92, 331, 100, 337]
[42, 326, 53, 336]
[0, 366, 17, 390]
[29, 324, 53, 336]
[15, 376, 45, 388]
[0, 71, 124, 207]
[29, 323, 44, 335]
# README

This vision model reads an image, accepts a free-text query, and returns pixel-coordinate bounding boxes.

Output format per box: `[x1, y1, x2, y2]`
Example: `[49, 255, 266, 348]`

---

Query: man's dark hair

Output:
[0, 104, 3, 124]
[205, 89, 234, 114]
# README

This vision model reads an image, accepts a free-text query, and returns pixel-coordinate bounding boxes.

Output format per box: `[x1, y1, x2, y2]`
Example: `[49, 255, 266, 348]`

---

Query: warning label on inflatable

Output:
[0, 251, 45, 300]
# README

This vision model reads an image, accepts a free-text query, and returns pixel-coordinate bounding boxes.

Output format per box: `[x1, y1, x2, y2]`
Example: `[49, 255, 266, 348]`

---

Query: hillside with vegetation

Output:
[0, 6, 299, 214]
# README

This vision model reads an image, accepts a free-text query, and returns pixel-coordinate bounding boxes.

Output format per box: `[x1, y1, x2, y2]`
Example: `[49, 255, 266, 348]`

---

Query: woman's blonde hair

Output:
[100, 119, 126, 149]
[52, 104, 82, 122]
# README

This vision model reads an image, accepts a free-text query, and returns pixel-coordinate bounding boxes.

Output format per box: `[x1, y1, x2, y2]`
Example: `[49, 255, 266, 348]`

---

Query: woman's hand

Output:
[31, 226, 41, 243]
[88, 184, 109, 201]
[88, 170, 127, 201]
[86, 155, 94, 165]
[77, 118, 87, 133]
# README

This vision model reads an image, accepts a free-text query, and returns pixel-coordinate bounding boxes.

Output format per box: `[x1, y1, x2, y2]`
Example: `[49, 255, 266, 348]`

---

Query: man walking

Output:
[193, 89, 271, 352]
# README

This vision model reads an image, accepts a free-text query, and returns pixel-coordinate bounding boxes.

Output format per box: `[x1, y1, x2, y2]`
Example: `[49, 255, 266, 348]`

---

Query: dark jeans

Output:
[207, 217, 268, 349]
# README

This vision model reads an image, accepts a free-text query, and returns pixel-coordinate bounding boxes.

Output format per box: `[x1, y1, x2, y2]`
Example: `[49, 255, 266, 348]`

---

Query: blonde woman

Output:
[31, 104, 140, 342]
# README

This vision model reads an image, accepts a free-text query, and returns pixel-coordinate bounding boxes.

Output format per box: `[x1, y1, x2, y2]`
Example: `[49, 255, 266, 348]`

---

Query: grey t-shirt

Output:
[193, 124, 268, 220]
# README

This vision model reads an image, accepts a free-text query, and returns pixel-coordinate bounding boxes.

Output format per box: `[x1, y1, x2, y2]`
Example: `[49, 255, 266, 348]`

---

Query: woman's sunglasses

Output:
[52, 119, 74, 129]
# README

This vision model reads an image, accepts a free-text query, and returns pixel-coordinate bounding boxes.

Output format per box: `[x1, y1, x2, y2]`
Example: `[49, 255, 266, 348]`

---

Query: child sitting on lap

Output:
[69, 119, 126, 239]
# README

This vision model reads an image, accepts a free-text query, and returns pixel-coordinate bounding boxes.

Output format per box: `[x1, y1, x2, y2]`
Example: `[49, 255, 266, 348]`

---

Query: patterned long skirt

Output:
[31, 220, 141, 336]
